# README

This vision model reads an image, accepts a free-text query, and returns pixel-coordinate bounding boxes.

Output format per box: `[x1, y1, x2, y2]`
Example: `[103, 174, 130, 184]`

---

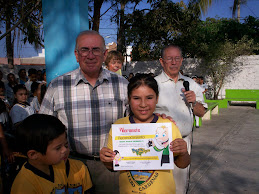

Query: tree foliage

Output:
[125, 1, 201, 60]
[177, 17, 258, 99]
[0, 0, 43, 67]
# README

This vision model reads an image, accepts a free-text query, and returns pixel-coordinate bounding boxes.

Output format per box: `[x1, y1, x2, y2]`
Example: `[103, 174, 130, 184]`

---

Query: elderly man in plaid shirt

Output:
[40, 30, 128, 193]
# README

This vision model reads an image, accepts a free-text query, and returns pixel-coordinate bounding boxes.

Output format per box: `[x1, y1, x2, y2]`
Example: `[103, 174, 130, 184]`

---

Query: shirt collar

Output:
[74, 67, 110, 86]
[129, 114, 159, 123]
[160, 71, 182, 83]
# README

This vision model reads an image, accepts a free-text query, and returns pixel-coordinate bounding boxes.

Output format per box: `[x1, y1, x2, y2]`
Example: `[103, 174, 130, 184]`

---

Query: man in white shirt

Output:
[155, 45, 207, 194]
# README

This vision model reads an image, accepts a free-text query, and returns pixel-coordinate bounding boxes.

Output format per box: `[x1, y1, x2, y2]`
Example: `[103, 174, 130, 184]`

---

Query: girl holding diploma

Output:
[100, 74, 190, 194]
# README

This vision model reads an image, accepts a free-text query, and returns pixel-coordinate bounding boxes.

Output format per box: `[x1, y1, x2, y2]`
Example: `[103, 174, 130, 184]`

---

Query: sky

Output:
[1, 0, 258, 58]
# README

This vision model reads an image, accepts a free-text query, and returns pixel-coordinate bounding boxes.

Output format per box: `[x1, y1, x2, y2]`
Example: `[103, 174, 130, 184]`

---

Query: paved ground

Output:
[188, 105, 259, 193]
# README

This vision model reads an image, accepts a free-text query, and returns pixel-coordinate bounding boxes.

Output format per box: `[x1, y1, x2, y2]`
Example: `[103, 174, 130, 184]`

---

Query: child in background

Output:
[11, 114, 68, 193]
[0, 82, 11, 112]
[105, 50, 124, 74]
[127, 72, 134, 81]
[9, 84, 35, 127]
[25, 68, 38, 93]
[5, 73, 18, 106]
[37, 70, 43, 82]
[41, 69, 47, 84]
[28, 81, 40, 104]
[100, 74, 190, 194]
[30, 83, 47, 113]
[17, 69, 28, 85]
[0, 100, 14, 162]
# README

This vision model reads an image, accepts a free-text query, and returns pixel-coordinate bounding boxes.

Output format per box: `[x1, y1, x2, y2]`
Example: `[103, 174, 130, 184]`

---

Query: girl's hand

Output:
[170, 138, 187, 156]
[100, 147, 115, 163]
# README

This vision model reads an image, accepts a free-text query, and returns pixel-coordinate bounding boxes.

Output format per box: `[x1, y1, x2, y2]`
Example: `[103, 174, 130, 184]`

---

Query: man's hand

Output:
[182, 89, 196, 103]
[155, 113, 176, 125]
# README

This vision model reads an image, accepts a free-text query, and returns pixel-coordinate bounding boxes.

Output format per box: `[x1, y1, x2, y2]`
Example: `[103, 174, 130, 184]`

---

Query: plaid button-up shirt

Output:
[39, 67, 128, 156]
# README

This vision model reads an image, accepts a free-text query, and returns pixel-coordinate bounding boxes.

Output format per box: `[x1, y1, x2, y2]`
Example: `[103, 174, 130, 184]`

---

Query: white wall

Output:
[122, 55, 259, 99]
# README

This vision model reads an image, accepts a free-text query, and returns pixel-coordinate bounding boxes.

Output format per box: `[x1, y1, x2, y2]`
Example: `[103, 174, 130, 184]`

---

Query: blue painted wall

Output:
[42, 0, 89, 83]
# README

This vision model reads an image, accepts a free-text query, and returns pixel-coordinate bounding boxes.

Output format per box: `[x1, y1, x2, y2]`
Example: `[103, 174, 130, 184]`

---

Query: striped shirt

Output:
[39, 67, 128, 156]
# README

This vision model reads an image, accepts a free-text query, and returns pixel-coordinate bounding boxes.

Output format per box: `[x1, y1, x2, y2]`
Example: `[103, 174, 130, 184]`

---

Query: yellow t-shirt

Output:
[107, 116, 182, 194]
[66, 158, 93, 193]
[11, 161, 67, 194]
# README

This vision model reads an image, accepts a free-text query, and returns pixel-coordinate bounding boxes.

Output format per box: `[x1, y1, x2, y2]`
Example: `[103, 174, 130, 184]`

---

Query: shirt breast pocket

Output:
[104, 99, 124, 124]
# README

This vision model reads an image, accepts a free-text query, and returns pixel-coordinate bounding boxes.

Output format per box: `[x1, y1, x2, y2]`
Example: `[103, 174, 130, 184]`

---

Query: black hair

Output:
[114, 150, 119, 155]
[18, 69, 26, 76]
[128, 73, 159, 99]
[28, 68, 37, 76]
[16, 114, 67, 156]
[12, 84, 29, 105]
[40, 84, 47, 103]
[128, 74, 159, 116]
[0, 99, 7, 114]
[0, 81, 5, 90]
[31, 82, 40, 94]
[13, 84, 27, 95]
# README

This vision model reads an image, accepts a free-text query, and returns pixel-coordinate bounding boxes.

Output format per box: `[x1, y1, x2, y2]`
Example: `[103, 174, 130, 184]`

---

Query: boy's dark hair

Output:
[31, 82, 40, 94]
[0, 81, 5, 90]
[28, 68, 37, 76]
[16, 114, 67, 156]
[0, 99, 7, 114]
[12, 84, 29, 105]
[18, 69, 26, 77]
[40, 84, 47, 102]
[13, 84, 27, 95]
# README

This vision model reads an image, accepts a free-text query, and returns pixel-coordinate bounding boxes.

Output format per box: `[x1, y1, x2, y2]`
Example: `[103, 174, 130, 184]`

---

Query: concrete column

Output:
[42, 0, 89, 83]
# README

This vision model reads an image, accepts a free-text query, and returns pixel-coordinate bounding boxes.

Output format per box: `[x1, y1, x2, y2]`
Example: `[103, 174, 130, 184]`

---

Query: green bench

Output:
[194, 97, 219, 127]
[223, 89, 259, 109]
[200, 102, 219, 124]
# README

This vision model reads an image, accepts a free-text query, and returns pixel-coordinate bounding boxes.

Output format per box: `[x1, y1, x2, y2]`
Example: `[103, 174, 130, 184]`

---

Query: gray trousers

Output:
[174, 134, 192, 194]
[70, 156, 120, 194]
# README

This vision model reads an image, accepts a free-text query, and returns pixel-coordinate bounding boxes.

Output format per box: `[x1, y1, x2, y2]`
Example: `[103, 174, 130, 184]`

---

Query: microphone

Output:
[183, 80, 193, 108]
[183, 81, 189, 91]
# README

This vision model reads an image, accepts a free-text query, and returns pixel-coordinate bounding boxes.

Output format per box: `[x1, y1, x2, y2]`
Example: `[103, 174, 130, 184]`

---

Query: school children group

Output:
[0, 68, 47, 129]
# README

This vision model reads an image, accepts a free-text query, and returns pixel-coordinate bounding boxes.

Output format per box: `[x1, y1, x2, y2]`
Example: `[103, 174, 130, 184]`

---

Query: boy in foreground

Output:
[11, 114, 92, 193]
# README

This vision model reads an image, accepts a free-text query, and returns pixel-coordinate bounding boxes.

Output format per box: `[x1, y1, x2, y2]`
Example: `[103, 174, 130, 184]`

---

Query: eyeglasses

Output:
[77, 47, 103, 57]
[163, 57, 182, 63]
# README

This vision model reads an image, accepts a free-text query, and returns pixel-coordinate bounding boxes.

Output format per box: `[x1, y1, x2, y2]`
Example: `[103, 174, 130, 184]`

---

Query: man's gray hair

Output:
[75, 30, 106, 50]
[161, 45, 182, 58]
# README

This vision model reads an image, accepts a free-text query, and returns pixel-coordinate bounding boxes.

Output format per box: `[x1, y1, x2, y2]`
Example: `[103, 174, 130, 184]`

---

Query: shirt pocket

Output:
[104, 99, 124, 124]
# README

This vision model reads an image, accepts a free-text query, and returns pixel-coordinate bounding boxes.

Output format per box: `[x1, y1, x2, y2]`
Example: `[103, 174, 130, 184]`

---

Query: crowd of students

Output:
[0, 68, 47, 127]
[0, 68, 48, 192]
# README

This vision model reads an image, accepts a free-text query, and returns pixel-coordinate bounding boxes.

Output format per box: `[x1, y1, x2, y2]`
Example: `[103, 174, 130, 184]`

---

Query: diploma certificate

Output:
[112, 123, 174, 170]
